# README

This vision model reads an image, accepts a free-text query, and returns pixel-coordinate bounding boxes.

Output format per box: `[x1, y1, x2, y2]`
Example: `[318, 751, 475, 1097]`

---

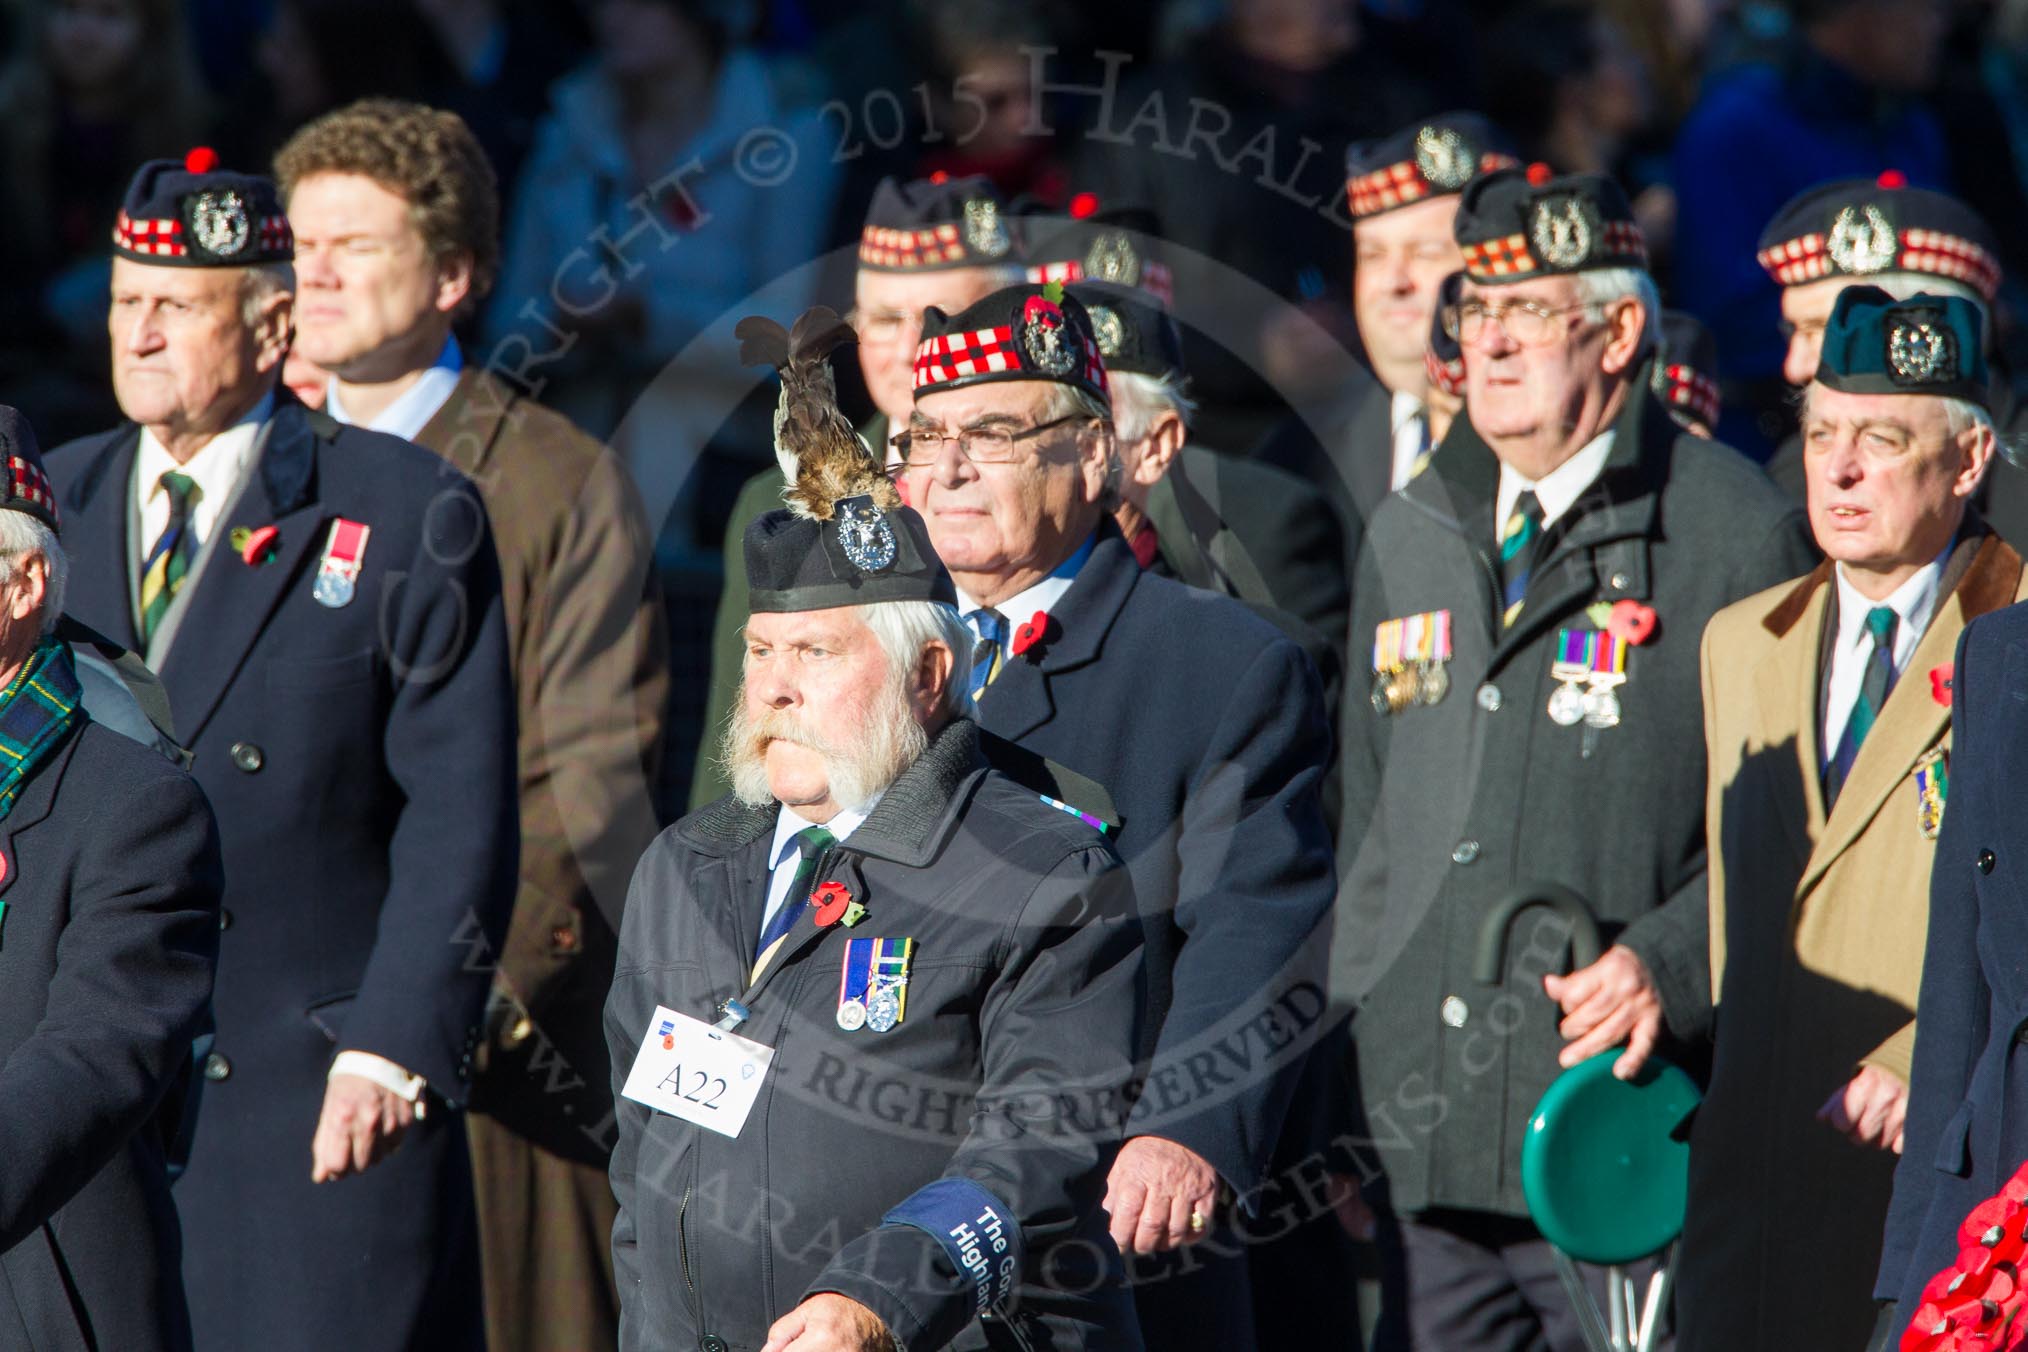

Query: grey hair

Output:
[0, 514, 68, 635]
[1573, 267, 1661, 360]
[862, 600, 979, 722]
[1040, 383, 1121, 510]
[1108, 369, 1199, 443]
[1869, 273, 1995, 345]
[240, 262, 295, 328]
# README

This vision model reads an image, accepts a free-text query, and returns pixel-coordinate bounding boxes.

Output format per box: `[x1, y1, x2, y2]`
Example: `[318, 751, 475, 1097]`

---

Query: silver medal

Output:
[835, 998, 868, 1032]
[1417, 662, 1450, 706]
[312, 568, 355, 609]
[867, 985, 901, 1033]
[1547, 682, 1587, 726]
[1581, 684, 1622, 729]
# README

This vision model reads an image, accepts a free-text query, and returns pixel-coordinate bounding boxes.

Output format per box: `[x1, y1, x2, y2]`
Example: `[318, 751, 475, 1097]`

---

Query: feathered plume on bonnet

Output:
[734, 307, 954, 613]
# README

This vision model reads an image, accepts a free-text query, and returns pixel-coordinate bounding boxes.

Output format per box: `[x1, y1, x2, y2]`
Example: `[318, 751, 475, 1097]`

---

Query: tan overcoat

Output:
[1677, 525, 2027, 1351]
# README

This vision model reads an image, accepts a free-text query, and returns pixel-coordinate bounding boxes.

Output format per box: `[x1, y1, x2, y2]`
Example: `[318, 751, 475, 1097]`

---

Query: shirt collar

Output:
[770, 795, 880, 866]
[136, 389, 275, 500]
[1833, 539, 1953, 657]
[1390, 388, 1425, 433]
[953, 529, 1096, 621]
[325, 335, 464, 442]
[1496, 429, 1616, 534]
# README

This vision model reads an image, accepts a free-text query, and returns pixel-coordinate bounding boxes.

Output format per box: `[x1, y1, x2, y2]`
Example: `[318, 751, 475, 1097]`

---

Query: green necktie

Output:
[1499, 490, 1544, 627]
[1827, 605, 1898, 807]
[138, 471, 199, 645]
[756, 824, 836, 960]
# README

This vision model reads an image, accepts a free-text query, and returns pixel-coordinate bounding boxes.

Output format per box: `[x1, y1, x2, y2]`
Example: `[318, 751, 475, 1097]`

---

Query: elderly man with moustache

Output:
[692, 174, 1021, 807]
[608, 306, 1143, 1352]
[900, 281, 1335, 1351]
[1330, 165, 1816, 1349]
[48, 148, 517, 1352]
[1684, 285, 2021, 1348]
[275, 97, 669, 1352]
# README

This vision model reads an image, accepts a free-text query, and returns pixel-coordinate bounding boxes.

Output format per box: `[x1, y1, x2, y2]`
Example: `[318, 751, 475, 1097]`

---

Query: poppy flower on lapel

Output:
[1605, 599, 1658, 646]
[1011, 611, 1055, 659]
[811, 881, 853, 928]
[1932, 663, 1955, 708]
[234, 524, 281, 567]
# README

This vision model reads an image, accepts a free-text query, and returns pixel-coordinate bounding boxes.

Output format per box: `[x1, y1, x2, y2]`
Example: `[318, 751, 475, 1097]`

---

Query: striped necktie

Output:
[1499, 489, 1545, 627]
[754, 824, 836, 974]
[1826, 605, 1899, 807]
[139, 471, 200, 646]
[966, 608, 1007, 700]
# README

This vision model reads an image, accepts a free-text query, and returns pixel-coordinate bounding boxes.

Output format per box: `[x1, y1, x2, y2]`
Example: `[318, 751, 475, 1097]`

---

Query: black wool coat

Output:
[608, 718, 1146, 1352]
[0, 715, 221, 1352]
[1333, 369, 1818, 1218]
[49, 396, 520, 1352]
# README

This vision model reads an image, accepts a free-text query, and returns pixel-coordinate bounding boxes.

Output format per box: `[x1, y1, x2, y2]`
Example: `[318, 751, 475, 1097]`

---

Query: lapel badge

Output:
[1930, 662, 1954, 707]
[812, 880, 854, 929]
[312, 518, 370, 608]
[1915, 750, 1949, 840]
[232, 523, 281, 566]
[836, 495, 898, 573]
[1370, 610, 1453, 716]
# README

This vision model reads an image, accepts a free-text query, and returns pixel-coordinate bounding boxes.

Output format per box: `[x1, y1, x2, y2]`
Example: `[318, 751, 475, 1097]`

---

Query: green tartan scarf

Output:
[0, 637, 82, 822]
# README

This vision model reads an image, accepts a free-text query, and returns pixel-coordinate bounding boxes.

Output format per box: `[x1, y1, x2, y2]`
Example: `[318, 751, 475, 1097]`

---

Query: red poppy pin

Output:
[1011, 610, 1055, 659]
[1605, 599, 1658, 646]
[1931, 663, 1955, 707]
[234, 524, 281, 566]
[811, 881, 854, 928]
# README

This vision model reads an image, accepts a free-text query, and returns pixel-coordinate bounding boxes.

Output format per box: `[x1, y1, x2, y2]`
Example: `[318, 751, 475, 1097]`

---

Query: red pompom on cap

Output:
[184, 146, 220, 174]
[1878, 168, 1909, 189]
[929, 170, 949, 184]
[1069, 191, 1100, 219]
[1525, 161, 1554, 187]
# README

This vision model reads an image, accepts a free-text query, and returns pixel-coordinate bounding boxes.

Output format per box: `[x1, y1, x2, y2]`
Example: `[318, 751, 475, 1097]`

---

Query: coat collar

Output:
[1408, 362, 1671, 669]
[413, 368, 513, 472]
[973, 523, 1141, 743]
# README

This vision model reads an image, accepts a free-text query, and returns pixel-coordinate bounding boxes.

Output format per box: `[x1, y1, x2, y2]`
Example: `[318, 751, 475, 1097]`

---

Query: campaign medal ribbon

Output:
[312, 519, 370, 609]
[1370, 610, 1453, 716]
[1915, 751, 1949, 840]
[837, 938, 874, 1031]
[1549, 628, 1628, 728]
[865, 937, 915, 1032]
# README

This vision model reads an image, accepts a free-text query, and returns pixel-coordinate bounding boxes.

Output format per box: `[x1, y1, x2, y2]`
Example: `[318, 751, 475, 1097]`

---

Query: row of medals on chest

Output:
[1371, 603, 1627, 729]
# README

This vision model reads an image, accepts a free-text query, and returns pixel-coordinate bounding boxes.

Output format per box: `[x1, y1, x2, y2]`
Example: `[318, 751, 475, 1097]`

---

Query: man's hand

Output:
[1817, 1065, 1909, 1153]
[1104, 1134, 1219, 1254]
[761, 1293, 895, 1352]
[1543, 944, 1665, 1080]
[310, 1074, 417, 1182]
[1324, 1172, 1377, 1241]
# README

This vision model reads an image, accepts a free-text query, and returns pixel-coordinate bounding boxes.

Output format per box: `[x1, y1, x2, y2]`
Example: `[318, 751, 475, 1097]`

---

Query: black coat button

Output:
[229, 742, 264, 773]
[203, 1052, 232, 1082]
[700, 1337, 729, 1352]
[1980, 849, 1998, 875]
[219, 908, 233, 931]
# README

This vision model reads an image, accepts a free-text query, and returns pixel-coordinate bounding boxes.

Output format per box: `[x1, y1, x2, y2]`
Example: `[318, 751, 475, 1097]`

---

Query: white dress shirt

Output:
[1495, 430, 1617, 539]
[762, 799, 876, 934]
[135, 391, 274, 552]
[324, 335, 464, 442]
[1822, 546, 1950, 764]
[954, 531, 1096, 628]
[1389, 389, 1429, 491]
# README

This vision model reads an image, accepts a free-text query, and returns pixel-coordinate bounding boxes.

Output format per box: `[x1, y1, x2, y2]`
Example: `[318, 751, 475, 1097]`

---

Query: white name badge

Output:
[621, 1005, 775, 1139]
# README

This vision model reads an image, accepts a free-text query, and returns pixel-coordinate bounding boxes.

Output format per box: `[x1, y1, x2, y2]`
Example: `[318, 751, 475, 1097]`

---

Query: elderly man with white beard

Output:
[606, 310, 1146, 1352]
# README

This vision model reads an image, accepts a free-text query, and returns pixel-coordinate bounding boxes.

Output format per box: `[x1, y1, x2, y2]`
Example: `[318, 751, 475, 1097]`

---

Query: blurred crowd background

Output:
[6, 0, 2018, 799]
